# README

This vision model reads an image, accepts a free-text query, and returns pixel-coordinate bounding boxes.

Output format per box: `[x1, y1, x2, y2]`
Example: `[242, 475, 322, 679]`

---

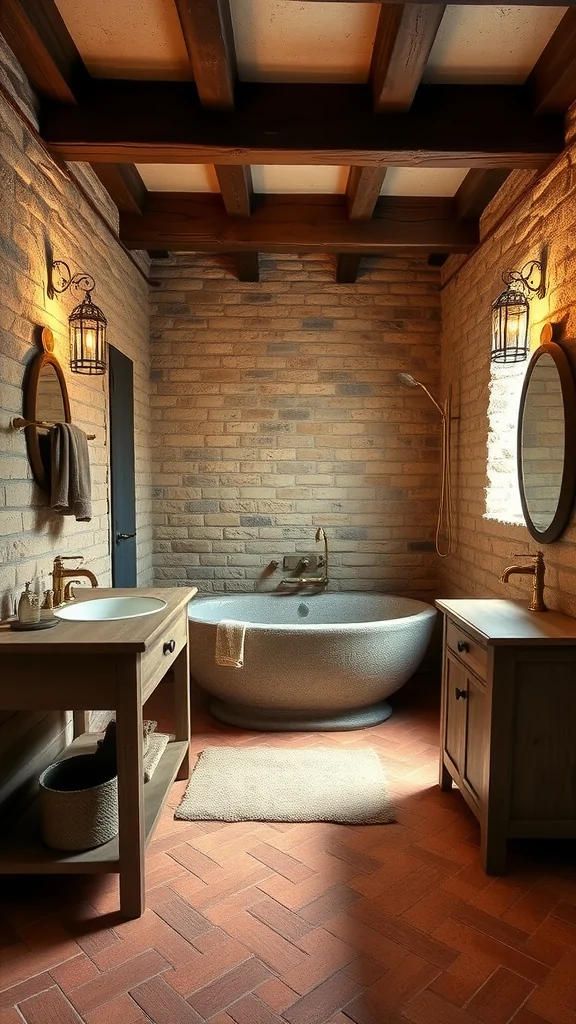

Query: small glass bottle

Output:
[18, 582, 40, 624]
[40, 590, 55, 620]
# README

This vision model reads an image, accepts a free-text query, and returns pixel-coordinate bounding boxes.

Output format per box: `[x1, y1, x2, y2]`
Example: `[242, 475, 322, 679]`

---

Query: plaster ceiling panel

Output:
[136, 165, 219, 191]
[252, 166, 349, 193]
[424, 5, 566, 84]
[54, 0, 192, 79]
[231, 0, 380, 83]
[380, 168, 468, 197]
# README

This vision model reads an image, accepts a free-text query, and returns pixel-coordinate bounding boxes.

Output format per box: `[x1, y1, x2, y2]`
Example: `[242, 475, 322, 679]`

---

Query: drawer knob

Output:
[163, 639, 176, 655]
[457, 641, 469, 654]
[455, 687, 468, 700]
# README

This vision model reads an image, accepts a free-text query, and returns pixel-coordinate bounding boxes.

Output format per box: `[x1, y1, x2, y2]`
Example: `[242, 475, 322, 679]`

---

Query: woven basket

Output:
[39, 754, 118, 851]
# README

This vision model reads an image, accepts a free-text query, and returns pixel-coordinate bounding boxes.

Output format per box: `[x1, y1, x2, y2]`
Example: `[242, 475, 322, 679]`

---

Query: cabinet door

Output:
[444, 653, 468, 778]
[462, 672, 488, 806]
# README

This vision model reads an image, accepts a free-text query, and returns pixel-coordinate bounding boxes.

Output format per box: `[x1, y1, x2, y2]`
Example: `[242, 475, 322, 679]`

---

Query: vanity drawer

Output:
[446, 620, 487, 680]
[141, 610, 187, 700]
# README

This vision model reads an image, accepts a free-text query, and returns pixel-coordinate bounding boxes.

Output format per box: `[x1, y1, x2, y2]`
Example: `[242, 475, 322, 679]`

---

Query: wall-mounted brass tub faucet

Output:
[280, 527, 329, 589]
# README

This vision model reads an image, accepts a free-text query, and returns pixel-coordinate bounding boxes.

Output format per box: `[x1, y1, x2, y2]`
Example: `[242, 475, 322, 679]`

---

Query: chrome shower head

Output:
[396, 372, 419, 388]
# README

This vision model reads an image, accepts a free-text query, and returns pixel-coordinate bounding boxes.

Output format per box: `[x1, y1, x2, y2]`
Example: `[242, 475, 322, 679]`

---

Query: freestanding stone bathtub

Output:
[188, 593, 436, 730]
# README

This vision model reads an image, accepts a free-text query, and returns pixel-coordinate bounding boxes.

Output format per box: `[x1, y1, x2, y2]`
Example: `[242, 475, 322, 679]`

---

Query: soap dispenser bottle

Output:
[18, 582, 40, 625]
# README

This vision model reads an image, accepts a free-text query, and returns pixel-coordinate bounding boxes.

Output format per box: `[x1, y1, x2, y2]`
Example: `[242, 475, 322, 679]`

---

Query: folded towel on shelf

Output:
[50, 422, 92, 522]
[215, 619, 246, 668]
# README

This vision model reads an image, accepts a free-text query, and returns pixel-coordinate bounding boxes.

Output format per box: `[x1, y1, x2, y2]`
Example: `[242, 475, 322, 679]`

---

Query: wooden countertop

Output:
[436, 598, 576, 646]
[0, 588, 197, 653]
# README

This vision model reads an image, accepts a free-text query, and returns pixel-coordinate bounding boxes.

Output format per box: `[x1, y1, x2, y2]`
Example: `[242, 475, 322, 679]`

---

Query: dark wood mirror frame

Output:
[23, 328, 71, 492]
[517, 339, 576, 543]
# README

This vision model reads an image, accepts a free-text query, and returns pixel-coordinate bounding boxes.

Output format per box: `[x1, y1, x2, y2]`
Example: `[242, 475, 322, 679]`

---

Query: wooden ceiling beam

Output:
[173, 2, 259, 278]
[455, 169, 511, 221]
[173, 0, 236, 109]
[528, 9, 576, 115]
[371, 4, 445, 113]
[120, 194, 478, 254]
[336, 167, 387, 283]
[0, 0, 150, 223]
[90, 163, 148, 215]
[0, 0, 89, 103]
[215, 165, 254, 217]
[41, 83, 564, 170]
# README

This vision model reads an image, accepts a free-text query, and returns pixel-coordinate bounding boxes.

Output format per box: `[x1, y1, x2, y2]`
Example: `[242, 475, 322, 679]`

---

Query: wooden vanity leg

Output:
[439, 761, 453, 791]
[115, 667, 145, 919]
[173, 642, 191, 781]
[481, 824, 508, 875]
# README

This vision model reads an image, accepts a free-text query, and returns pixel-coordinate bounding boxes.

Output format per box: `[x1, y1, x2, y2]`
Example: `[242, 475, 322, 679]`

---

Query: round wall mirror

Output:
[24, 330, 71, 492]
[518, 340, 576, 542]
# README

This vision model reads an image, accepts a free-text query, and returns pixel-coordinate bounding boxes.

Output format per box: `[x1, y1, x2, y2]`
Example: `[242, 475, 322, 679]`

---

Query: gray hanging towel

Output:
[50, 422, 92, 522]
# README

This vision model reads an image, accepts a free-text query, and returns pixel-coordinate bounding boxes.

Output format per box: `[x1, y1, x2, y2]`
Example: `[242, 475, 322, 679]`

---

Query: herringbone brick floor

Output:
[1, 683, 575, 1024]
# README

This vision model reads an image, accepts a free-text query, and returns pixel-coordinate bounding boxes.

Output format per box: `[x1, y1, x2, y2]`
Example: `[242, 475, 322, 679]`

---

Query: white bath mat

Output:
[175, 747, 395, 824]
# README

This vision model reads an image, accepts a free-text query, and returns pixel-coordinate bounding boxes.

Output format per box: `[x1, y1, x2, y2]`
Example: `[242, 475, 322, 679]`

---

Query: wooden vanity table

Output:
[437, 599, 576, 874]
[0, 587, 196, 918]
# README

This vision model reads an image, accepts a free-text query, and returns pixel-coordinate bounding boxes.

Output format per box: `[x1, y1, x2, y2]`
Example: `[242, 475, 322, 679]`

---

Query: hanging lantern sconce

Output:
[491, 260, 544, 365]
[50, 260, 107, 375]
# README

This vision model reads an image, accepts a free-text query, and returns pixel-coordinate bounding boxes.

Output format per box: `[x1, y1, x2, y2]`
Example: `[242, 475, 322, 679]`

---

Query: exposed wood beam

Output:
[0, 0, 83, 172]
[345, 166, 387, 220]
[232, 252, 259, 282]
[91, 164, 148, 215]
[529, 9, 576, 115]
[120, 194, 477, 254]
[455, 169, 511, 221]
[371, 4, 446, 113]
[173, 0, 236, 109]
[215, 165, 254, 217]
[215, 166, 259, 280]
[336, 255, 363, 284]
[336, 167, 387, 283]
[42, 83, 563, 170]
[0, 0, 89, 103]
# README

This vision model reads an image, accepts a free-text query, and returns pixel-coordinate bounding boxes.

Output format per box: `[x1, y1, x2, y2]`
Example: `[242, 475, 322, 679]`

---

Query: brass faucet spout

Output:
[52, 556, 99, 605]
[499, 552, 547, 612]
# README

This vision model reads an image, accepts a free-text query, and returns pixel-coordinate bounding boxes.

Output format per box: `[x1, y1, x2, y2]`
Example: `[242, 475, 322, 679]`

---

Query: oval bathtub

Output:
[188, 593, 436, 730]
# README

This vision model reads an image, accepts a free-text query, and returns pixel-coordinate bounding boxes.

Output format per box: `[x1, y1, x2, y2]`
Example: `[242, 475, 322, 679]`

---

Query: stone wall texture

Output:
[440, 144, 576, 614]
[0, 35, 152, 812]
[149, 253, 441, 601]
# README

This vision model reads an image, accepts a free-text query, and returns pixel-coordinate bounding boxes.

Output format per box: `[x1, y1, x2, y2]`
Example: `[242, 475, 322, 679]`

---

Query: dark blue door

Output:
[109, 346, 137, 587]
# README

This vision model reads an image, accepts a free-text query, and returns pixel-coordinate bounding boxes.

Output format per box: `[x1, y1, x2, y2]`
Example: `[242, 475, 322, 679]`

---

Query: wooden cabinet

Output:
[437, 598, 576, 874]
[0, 587, 196, 919]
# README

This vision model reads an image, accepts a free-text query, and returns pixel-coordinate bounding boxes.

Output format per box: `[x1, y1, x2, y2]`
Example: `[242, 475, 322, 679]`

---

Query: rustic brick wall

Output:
[440, 142, 576, 615]
[0, 35, 153, 811]
[150, 253, 441, 601]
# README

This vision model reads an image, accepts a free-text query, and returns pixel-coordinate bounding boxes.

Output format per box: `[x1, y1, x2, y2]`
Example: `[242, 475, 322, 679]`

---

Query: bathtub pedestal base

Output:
[209, 698, 393, 732]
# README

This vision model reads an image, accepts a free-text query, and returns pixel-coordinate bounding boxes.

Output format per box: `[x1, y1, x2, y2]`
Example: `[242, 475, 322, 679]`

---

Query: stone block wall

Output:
[440, 138, 576, 614]
[150, 253, 441, 601]
[0, 35, 153, 812]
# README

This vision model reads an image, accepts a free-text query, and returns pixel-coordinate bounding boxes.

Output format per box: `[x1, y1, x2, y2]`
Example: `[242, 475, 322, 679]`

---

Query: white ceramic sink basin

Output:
[54, 596, 167, 622]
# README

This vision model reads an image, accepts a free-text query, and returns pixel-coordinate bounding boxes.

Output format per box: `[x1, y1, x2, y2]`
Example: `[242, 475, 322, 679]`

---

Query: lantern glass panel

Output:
[491, 288, 529, 364]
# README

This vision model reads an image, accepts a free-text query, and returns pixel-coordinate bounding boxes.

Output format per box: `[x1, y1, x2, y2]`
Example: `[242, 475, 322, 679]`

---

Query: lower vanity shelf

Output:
[0, 734, 189, 874]
[437, 598, 576, 874]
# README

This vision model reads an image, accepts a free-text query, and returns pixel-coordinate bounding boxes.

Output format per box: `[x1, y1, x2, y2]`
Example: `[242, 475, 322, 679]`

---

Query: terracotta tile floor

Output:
[1, 681, 575, 1023]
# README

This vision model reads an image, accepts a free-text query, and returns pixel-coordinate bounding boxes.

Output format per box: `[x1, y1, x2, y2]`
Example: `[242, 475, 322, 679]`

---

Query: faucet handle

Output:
[59, 555, 84, 562]
[513, 552, 543, 559]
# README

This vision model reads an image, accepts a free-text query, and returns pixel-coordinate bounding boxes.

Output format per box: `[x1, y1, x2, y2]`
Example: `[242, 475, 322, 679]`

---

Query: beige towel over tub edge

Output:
[215, 619, 246, 668]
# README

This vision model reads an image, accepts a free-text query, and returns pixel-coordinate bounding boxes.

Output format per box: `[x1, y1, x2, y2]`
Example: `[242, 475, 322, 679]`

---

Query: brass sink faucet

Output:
[499, 551, 547, 612]
[52, 556, 99, 606]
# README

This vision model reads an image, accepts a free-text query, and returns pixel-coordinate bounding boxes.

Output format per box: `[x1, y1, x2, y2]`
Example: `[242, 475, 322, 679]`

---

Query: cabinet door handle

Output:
[163, 639, 176, 655]
[117, 532, 136, 542]
[457, 641, 469, 654]
[455, 687, 468, 700]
